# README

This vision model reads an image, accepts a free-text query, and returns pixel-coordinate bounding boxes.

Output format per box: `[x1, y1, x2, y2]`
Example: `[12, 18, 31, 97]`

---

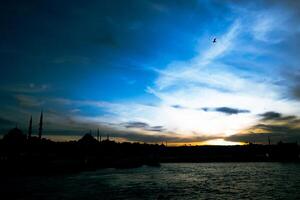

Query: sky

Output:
[1, 0, 300, 145]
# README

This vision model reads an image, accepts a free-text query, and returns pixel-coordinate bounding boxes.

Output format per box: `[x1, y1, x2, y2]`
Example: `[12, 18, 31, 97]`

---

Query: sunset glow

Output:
[1, 0, 300, 145]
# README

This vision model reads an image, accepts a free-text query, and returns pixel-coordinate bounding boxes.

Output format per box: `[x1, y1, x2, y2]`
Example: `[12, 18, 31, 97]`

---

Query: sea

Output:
[1, 163, 300, 200]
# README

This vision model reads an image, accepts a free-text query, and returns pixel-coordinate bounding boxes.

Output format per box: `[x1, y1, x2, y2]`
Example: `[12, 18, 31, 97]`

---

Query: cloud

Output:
[227, 124, 300, 144]
[15, 95, 44, 108]
[0, 94, 220, 143]
[148, 126, 165, 132]
[3, 0, 300, 145]
[284, 72, 300, 101]
[250, 7, 291, 43]
[154, 19, 241, 91]
[202, 107, 250, 115]
[259, 111, 281, 120]
[226, 111, 300, 143]
[230, 0, 300, 102]
[201, 20, 241, 63]
[122, 121, 149, 128]
[143, 2, 300, 141]
[171, 105, 186, 109]
[121, 121, 165, 132]
[38, 7, 300, 141]
[259, 111, 297, 121]
[0, 83, 50, 93]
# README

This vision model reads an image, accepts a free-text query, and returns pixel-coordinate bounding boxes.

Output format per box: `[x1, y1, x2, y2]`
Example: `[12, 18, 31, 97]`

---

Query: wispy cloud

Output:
[154, 20, 241, 91]
[0, 83, 50, 94]
[201, 20, 241, 63]
[15, 94, 45, 108]
[142, 5, 300, 140]
[251, 7, 293, 44]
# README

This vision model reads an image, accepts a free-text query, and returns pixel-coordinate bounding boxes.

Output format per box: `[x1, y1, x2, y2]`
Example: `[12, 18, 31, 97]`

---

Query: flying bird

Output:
[213, 38, 216, 43]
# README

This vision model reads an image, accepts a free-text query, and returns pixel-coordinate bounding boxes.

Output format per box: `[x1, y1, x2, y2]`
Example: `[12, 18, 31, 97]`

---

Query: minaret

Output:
[28, 116, 32, 139]
[107, 134, 109, 141]
[38, 111, 43, 139]
[268, 136, 271, 145]
[97, 128, 100, 141]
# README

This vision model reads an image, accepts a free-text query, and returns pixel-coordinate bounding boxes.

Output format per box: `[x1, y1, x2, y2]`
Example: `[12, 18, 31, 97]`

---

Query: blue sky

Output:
[1, 0, 300, 145]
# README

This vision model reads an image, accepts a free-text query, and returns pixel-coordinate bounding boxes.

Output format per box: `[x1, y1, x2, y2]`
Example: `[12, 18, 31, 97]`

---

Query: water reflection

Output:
[1, 163, 300, 199]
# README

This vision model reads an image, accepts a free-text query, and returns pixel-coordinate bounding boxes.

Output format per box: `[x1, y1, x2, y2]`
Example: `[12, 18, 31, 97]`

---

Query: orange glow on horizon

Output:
[42, 135, 245, 146]
[164, 139, 245, 146]
[198, 139, 245, 146]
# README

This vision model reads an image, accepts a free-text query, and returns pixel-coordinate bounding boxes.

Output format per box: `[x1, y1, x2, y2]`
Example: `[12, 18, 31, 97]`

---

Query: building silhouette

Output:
[38, 111, 43, 139]
[3, 127, 27, 145]
[28, 116, 32, 139]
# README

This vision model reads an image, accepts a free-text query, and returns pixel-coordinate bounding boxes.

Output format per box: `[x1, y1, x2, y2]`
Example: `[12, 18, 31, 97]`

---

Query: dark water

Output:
[2, 163, 300, 200]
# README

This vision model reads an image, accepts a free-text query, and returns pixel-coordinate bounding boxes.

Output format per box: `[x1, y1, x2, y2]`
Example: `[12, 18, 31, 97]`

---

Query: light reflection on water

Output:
[2, 163, 300, 199]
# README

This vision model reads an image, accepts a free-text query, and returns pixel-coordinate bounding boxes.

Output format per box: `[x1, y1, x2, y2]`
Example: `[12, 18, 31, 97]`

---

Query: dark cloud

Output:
[121, 121, 165, 132]
[107, 131, 177, 143]
[146, 126, 165, 132]
[114, 133, 217, 143]
[202, 107, 250, 115]
[259, 111, 297, 121]
[215, 107, 250, 114]
[171, 105, 186, 109]
[259, 111, 281, 120]
[227, 124, 300, 144]
[122, 122, 149, 128]
[227, 111, 300, 144]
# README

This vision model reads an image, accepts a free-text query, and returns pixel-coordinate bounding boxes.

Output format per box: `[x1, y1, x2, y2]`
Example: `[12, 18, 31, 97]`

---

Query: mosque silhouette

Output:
[0, 111, 299, 175]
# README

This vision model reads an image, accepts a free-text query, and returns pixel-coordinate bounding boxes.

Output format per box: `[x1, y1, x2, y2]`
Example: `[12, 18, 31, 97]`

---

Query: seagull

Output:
[213, 38, 216, 43]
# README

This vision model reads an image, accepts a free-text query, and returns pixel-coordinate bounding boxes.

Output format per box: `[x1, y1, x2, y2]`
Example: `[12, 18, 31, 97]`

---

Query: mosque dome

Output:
[3, 127, 27, 144]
